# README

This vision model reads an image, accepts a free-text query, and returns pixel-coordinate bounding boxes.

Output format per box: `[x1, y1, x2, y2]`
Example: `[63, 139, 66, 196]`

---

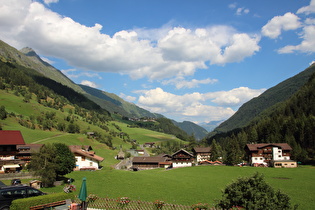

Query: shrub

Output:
[216, 172, 293, 210]
[10, 192, 75, 210]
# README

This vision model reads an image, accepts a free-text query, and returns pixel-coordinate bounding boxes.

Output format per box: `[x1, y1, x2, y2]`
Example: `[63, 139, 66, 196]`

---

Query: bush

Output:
[216, 172, 294, 210]
[10, 192, 75, 210]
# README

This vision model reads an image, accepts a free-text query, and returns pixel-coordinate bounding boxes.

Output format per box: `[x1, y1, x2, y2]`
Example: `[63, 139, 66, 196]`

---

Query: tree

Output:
[28, 144, 57, 187]
[210, 139, 222, 161]
[53, 143, 76, 176]
[216, 173, 295, 210]
[224, 139, 242, 165]
[0, 105, 7, 120]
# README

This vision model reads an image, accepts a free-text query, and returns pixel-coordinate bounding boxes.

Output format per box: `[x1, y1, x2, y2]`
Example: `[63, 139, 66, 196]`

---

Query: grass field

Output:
[8, 165, 313, 209]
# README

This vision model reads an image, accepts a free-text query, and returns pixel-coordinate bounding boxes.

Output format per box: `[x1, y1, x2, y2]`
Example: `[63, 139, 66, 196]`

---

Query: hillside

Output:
[80, 84, 164, 119]
[0, 39, 206, 139]
[210, 64, 315, 135]
[172, 120, 208, 140]
[206, 65, 315, 163]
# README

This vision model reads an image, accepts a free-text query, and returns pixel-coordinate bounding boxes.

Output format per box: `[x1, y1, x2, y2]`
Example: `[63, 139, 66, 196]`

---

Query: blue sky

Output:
[0, 0, 314, 124]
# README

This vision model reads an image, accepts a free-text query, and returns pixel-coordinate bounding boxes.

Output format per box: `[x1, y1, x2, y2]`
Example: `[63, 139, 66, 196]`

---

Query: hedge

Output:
[10, 192, 75, 210]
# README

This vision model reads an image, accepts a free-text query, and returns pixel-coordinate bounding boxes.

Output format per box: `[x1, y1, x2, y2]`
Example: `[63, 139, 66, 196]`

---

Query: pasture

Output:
[40, 165, 315, 209]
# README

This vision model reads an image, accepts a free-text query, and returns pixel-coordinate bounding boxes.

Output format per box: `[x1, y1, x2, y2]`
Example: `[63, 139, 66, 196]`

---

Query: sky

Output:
[0, 0, 315, 125]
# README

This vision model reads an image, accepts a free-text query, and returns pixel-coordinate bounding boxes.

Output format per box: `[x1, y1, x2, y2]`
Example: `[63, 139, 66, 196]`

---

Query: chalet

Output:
[245, 143, 297, 168]
[16, 144, 43, 163]
[192, 147, 211, 163]
[0, 130, 25, 173]
[171, 149, 194, 168]
[69, 145, 104, 171]
[132, 156, 172, 170]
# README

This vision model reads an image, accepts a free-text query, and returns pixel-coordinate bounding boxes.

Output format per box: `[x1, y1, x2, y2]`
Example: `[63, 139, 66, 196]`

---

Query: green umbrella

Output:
[78, 177, 87, 209]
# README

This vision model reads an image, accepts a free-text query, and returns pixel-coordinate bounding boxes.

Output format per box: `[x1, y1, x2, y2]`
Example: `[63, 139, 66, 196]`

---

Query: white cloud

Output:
[0, 0, 261, 81]
[120, 93, 136, 102]
[80, 80, 98, 88]
[277, 24, 315, 54]
[43, 0, 59, 5]
[61, 69, 102, 79]
[297, 0, 315, 15]
[40, 56, 54, 65]
[136, 87, 265, 123]
[162, 77, 218, 89]
[204, 87, 266, 106]
[236, 7, 250, 16]
[261, 12, 301, 39]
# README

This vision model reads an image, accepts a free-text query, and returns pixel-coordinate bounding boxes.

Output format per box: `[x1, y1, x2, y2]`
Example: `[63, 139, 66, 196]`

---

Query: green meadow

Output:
[10, 165, 313, 209]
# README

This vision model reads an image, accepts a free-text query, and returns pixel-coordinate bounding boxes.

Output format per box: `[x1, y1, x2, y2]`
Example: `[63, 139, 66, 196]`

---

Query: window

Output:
[278, 155, 281, 157]
[254, 158, 257, 160]
[82, 156, 85, 161]
[260, 158, 263, 160]
[27, 188, 42, 196]
[89, 162, 93, 166]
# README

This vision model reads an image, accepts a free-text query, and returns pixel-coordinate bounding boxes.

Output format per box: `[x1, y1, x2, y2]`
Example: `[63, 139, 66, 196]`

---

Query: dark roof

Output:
[17, 144, 43, 153]
[246, 143, 292, 151]
[193, 147, 211, 153]
[172, 149, 194, 157]
[0, 130, 25, 145]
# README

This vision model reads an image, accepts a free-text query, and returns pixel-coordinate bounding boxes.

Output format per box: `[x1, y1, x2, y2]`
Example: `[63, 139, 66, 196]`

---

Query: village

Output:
[0, 130, 297, 175]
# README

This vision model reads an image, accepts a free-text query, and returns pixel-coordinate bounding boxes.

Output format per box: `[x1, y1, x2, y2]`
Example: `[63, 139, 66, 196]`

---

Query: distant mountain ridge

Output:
[172, 120, 208, 140]
[210, 64, 315, 137]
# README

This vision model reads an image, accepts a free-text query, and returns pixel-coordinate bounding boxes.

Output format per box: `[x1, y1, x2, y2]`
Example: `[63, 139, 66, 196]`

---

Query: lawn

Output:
[35, 165, 315, 209]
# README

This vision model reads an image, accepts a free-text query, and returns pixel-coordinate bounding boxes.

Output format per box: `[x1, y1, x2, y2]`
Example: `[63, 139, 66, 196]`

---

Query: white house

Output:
[245, 143, 297, 168]
[171, 149, 194, 168]
[69, 145, 104, 171]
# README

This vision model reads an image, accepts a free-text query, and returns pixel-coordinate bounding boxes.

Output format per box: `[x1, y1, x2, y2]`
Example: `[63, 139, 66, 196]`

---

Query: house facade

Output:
[69, 145, 104, 171]
[132, 155, 172, 170]
[245, 143, 297, 168]
[171, 149, 194, 168]
[0, 130, 26, 173]
[192, 147, 211, 163]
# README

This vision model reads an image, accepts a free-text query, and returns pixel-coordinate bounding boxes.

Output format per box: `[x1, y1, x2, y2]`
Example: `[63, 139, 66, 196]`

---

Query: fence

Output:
[77, 197, 215, 210]
[0, 172, 35, 180]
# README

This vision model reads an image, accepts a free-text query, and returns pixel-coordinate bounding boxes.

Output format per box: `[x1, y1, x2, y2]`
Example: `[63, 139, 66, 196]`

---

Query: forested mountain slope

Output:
[80, 84, 164, 119]
[211, 64, 315, 135]
[207, 65, 315, 164]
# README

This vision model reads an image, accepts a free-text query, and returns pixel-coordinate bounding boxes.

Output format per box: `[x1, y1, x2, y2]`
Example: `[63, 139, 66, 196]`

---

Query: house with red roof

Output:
[0, 130, 26, 173]
[245, 143, 297, 168]
[68, 145, 104, 171]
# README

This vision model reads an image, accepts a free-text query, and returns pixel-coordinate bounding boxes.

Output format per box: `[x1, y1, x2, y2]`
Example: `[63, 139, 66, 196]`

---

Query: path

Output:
[32, 133, 69, 143]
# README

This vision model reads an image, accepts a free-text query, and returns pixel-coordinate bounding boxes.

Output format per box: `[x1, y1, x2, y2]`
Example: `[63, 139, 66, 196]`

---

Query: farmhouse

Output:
[245, 143, 297, 168]
[0, 130, 26, 173]
[192, 147, 211, 163]
[69, 145, 104, 171]
[132, 155, 172, 170]
[172, 149, 194, 168]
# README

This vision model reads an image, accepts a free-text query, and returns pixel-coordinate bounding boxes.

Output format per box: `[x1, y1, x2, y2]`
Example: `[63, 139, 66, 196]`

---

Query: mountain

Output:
[79, 84, 164, 119]
[172, 121, 208, 140]
[199, 121, 224, 132]
[210, 64, 315, 136]
[206, 65, 315, 163]
[0, 39, 206, 140]
[0, 40, 84, 94]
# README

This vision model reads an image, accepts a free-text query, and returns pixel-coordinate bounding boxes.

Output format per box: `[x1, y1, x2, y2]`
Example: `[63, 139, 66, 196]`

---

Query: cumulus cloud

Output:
[61, 69, 102, 79]
[162, 77, 218, 89]
[80, 80, 98, 88]
[136, 87, 265, 123]
[277, 24, 315, 53]
[120, 93, 136, 102]
[261, 12, 301, 39]
[0, 0, 260, 81]
[297, 0, 315, 15]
